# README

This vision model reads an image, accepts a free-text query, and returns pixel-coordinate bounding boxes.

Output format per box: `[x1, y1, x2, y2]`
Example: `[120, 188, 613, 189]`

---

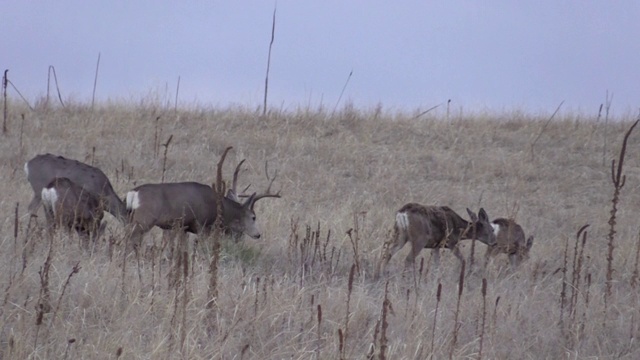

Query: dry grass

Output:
[1, 99, 640, 358]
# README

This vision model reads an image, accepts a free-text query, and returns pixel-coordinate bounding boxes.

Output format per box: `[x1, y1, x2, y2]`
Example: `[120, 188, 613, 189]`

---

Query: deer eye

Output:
[252, 215, 256, 221]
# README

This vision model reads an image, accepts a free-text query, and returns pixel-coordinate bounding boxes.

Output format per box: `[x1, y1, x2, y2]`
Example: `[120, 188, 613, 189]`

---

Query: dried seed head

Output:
[458, 262, 466, 297]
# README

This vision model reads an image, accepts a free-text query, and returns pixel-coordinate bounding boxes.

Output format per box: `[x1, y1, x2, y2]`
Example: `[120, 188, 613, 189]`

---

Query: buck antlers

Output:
[126, 146, 281, 251]
[216, 146, 281, 207]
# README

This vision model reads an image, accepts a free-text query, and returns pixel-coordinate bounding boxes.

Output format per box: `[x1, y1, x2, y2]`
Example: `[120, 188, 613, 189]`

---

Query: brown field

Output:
[1, 100, 640, 359]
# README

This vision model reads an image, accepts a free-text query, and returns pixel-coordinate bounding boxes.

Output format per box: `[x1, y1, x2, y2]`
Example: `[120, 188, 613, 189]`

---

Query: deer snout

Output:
[242, 216, 261, 239]
[487, 233, 498, 246]
[245, 231, 261, 239]
[243, 225, 261, 239]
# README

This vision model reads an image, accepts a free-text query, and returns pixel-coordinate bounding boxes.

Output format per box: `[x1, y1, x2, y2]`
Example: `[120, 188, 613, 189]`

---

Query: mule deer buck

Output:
[377, 203, 496, 277]
[485, 218, 534, 267]
[25, 153, 127, 222]
[41, 177, 105, 245]
[125, 147, 280, 251]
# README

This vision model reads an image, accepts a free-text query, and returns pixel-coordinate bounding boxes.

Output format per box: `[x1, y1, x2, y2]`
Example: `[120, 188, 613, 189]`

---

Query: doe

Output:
[378, 203, 496, 277]
[41, 177, 105, 245]
[485, 218, 534, 267]
[25, 153, 127, 222]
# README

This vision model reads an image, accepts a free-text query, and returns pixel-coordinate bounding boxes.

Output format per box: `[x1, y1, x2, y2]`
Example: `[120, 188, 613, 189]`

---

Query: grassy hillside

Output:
[1, 100, 639, 359]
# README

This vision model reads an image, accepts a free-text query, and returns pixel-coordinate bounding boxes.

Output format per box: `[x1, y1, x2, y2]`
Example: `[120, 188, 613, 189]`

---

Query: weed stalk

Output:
[262, 6, 277, 117]
[430, 283, 442, 358]
[605, 118, 639, 315]
[161, 134, 173, 182]
[2, 69, 7, 134]
[379, 281, 392, 360]
[450, 261, 465, 359]
[316, 304, 322, 360]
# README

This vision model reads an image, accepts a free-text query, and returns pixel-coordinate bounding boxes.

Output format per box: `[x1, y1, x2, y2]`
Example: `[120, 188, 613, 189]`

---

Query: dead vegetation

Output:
[0, 99, 639, 358]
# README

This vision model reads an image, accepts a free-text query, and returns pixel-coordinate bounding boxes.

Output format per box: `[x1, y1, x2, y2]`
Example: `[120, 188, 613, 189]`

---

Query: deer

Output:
[41, 177, 105, 245]
[25, 153, 127, 223]
[125, 147, 280, 251]
[377, 203, 497, 278]
[485, 218, 534, 268]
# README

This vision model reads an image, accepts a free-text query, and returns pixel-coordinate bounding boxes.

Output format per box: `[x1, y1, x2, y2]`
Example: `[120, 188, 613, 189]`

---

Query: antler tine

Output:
[264, 160, 277, 193]
[226, 159, 246, 201]
[232, 159, 246, 193]
[251, 192, 281, 203]
[214, 146, 233, 197]
[250, 160, 282, 206]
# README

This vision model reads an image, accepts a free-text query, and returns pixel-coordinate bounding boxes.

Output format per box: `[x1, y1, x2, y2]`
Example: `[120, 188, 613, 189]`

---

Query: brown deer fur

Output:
[378, 203, 496, 277]
[486, 218, 534, 267]
[41, 177, 104, 244]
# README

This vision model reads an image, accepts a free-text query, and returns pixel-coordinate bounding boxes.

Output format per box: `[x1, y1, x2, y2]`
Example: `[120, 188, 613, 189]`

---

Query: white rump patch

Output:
[396, 212, 409, 230]
[491, 223, 500, 236]
[24, 162, 29, 177]
[41, 188, 58, 216]
[126, 191, 140, 210]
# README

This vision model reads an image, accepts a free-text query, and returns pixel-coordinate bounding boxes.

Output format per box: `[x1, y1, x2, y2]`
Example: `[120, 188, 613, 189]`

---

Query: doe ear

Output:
[526, 236, 534, 250]
[478, 208, 490, 222]
[466, 208, 478, 222]
[242, 192, 257, 208]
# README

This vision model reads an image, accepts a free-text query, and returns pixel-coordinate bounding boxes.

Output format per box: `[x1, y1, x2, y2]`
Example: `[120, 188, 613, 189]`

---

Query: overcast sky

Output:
[4, 1, 639, 115]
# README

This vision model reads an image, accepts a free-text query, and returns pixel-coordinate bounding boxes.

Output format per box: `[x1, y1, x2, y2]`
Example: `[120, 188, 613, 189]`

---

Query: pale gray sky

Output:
[4, 1, 639, 114]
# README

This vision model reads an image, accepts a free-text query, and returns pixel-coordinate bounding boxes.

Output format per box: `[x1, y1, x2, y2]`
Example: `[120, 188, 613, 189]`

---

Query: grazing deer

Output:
[377, 204, 496, 277]
[485, 218, 534, 267]
[41, 177, 105, 244]
[125, 147, 280, 250]
[25, 153, 127, 222]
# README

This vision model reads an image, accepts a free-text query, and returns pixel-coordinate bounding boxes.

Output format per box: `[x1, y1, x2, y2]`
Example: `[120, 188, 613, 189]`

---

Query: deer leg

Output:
[77, 227, 91, 250]
[86, 222, 106, 256]
[384, 240, 407, 262]
[126, 224, 149, 257]
[452, 246, 466, 268]
[168, 229, 189, 289]
[484, 247, 492, 268]
[160, 229, 174, 262]
[378, 242, 403, 277]
[432, 248, 441, 268]
[76, 218, 100, 251]
[94, 221, 106, 242]
[378, 227, 408, 277]
[42, 203, 56, 239]
[404, 235, 427, 271]
[27, 195, 42, 218]
[42, 203, 54, 225]
[509, 253, 520, 268]
[375, 242, 391, 279]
